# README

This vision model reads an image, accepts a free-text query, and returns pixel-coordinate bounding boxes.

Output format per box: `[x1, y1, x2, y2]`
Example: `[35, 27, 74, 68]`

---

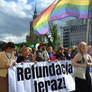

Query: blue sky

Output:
[27, 0, 34, 3]
[5, 0, 18, 2]
[5, 0, 34, 3]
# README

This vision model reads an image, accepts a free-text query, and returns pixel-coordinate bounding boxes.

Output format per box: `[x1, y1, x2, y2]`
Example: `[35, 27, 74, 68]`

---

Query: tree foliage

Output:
[15, 42, 28, 48]
[45, 23, 58, 50]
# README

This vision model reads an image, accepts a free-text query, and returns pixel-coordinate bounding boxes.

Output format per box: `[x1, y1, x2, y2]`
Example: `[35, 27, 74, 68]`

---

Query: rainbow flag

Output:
[50, 0, 90, 21]
[33, 1, 58, 35]
[33, 0, 90, 35]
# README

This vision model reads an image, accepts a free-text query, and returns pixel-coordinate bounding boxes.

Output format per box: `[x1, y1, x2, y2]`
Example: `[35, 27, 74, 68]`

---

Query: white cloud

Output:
[0, 0, 33, 43]
[1, 33, 28, 43]
[18, 0, 27, 4]
[35, 0, 55, 12]
[0, 0, 66, 43]
[0, 0, 32, 18]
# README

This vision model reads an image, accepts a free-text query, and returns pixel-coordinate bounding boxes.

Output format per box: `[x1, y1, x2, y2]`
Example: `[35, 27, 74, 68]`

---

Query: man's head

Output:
[5, 42, 15, 53]
[41, 43, 47, 50]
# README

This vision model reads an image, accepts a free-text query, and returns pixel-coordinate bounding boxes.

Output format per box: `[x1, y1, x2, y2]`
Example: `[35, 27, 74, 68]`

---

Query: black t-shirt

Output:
[16, 56, 28, 63]
[55, 53, 66, 60]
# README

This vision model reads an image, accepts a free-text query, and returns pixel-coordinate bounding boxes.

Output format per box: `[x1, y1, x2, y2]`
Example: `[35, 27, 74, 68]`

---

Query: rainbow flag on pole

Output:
[50, 0, 90, 21]
[33, 0, 58, 35]
[33, 0, 90, 35]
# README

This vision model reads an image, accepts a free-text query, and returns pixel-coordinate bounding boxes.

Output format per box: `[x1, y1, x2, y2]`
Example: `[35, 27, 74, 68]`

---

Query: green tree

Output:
[15, 42, 28, 48]
[45, 23, 58, 50]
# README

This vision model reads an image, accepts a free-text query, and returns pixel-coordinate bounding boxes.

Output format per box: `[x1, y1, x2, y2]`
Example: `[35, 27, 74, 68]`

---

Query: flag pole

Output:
[86, 18, 90, 44]
[86, 0, 90, 44]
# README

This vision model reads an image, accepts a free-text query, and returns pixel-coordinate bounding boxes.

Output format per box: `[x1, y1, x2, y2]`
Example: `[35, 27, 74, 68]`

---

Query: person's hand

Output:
[21, 62, 24, 65]
[87, 62, 92, 67]
[48, 59, 51, 63]
[34, 61, 38, 63]
[55, 59, 58, 62]
[82, 63, 87, 68]
[6, 64, 11, 68]
[0, 64, 10, 69]
[12, 62, 16, 66]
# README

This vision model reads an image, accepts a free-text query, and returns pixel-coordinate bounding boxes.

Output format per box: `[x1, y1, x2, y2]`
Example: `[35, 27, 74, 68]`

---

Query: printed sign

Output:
[8, 61, 75, 92]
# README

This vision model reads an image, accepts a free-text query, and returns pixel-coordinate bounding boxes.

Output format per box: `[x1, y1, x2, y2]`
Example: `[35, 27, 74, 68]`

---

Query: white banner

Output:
[8, 60, 75, 92]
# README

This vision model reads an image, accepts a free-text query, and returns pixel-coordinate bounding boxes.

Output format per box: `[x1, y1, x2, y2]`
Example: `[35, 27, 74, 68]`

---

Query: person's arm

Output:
[12, 61, 16, 66]
[0, 54, 10, 68]
[32, 53, 38, 63]
[88, 63, 92, 67]
[0, 64, 10, 69]
[87, 55, 92, 67]
[46, 51, 50, 61]
[72, 53, 87, 68]
[36, 51, 44, 61]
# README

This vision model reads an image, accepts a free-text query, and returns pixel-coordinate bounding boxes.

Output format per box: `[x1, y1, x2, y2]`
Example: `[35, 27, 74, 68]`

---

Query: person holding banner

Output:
[16, 46, 30, 63]
[36, 44, 44, 62]
[36, 43, 50, 62]
[88, 45, 92, 57]
[47, 46, 55, 60]
[41, 43, 50, 61]
[0, 42, 16, 92]
[55, 46, 66, 60]
[72, 42, 92, 92]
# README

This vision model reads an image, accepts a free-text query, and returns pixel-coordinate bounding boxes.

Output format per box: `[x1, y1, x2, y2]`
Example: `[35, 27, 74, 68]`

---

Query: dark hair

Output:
[40, 43, 47, 46]
[5, 42, 15, 50]
[56, 46, 64, 55]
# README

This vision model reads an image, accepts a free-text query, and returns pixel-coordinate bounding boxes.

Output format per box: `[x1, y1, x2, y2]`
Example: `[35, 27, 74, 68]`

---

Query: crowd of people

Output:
[0, 41, 92, 92]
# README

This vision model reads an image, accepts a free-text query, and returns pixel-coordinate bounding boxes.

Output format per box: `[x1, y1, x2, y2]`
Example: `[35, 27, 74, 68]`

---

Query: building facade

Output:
[63, 24, 87, 48]
[62, 2, 92, 48]
[26, 5, 45, 44]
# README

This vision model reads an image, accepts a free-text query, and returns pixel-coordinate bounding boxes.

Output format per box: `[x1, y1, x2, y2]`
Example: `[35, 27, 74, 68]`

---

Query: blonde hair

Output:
[27, 47, 32, 51]
[20, 46, 29, 54]
[78, 42, 88, 55]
